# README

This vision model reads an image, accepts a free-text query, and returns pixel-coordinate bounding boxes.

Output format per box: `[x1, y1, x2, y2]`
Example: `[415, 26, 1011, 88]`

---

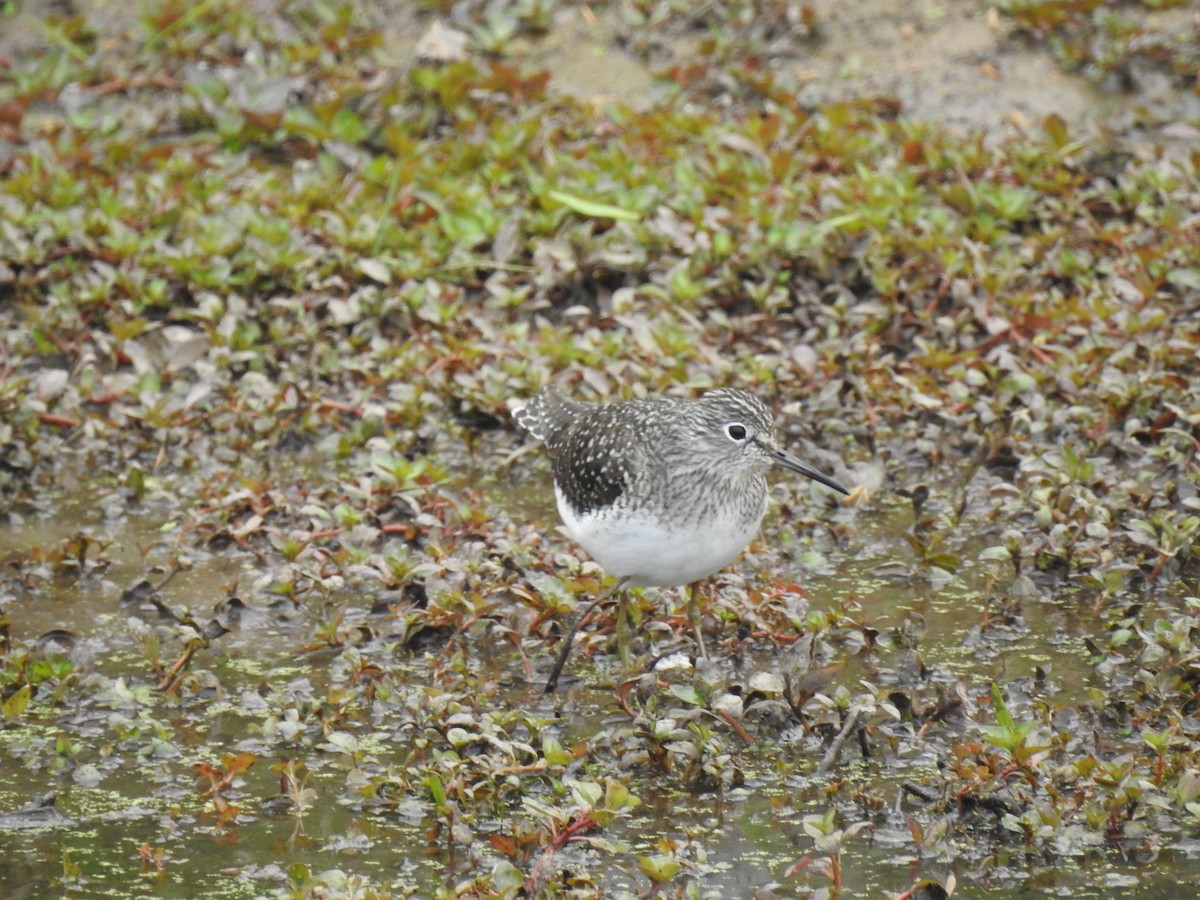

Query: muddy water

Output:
[0, 477, 1197, 896]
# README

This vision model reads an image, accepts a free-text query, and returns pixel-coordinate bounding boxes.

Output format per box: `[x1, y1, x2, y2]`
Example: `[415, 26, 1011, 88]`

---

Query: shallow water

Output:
[2, 474, 1196, 897]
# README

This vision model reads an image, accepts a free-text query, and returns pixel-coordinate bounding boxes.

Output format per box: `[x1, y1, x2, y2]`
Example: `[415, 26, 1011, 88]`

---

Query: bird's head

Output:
[688, 388, 850, 495]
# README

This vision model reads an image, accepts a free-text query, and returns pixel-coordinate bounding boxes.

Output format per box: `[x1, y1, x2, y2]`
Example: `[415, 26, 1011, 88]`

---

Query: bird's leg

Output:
[616, 591, 633, 668]
[544, 577, 628, 694]
[689, 582, 708, 659]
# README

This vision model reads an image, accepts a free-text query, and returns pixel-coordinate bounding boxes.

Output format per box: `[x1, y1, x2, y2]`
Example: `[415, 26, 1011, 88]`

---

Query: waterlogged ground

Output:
[2, 1, 1200, 898]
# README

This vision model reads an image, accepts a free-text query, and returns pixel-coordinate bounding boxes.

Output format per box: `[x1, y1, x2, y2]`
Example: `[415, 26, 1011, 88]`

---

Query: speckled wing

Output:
[514, 389, 632, 517]
[545, 403, 636, 517]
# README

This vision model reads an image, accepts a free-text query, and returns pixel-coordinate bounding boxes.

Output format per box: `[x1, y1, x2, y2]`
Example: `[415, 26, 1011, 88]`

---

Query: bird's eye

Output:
[726, 423, 748, 442]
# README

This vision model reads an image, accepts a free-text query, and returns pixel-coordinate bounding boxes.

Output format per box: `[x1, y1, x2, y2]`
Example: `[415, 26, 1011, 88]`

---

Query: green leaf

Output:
[668, 684, 703, 706]
[491, 861, 524, 894]
[990, 683, 1015, 731]
[323, 731, 359, 754]
[423, 774, 447, 808]
[570, 780, 603, 809]
[603, 780, 639, 812]
[2, 684, 32, 719]
[542, 736, 574, 767]
[997, 372, 1036, 393]
[546, 190, 638, 221]
[636, 854, 681, 883]
[330, 106, 367, 144]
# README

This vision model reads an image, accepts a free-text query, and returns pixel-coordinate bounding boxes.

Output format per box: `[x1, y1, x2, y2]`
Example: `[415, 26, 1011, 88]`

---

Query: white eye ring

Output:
[726, 423, 748, 442]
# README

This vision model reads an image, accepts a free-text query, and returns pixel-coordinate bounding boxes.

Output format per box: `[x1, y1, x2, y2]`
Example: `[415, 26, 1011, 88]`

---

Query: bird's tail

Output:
[512, 388, 587, 442]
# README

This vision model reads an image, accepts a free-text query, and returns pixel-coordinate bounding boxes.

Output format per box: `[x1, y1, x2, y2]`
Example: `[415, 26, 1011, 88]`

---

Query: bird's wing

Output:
[546, 403, 636, 517]
[512, 388, 590, 442]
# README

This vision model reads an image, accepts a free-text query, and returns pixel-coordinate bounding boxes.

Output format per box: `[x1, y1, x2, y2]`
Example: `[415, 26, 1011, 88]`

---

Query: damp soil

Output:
[2, 1, 1200, 898]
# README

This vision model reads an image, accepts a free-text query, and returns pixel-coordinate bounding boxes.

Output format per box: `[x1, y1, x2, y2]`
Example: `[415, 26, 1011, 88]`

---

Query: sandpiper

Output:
[513, 387, 850, 691]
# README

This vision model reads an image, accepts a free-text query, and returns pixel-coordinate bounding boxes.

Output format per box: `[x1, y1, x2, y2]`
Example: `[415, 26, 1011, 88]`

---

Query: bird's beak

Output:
[772, 448, 851, 495]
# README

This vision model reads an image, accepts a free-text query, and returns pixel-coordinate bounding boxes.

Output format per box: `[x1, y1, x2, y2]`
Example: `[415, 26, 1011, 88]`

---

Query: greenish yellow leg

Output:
[616, 591, 633, 668]
[689, 582, 708, 659]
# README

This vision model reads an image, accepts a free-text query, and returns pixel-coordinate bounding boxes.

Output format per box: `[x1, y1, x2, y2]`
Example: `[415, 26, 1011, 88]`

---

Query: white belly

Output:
[554, 485, 761, 587]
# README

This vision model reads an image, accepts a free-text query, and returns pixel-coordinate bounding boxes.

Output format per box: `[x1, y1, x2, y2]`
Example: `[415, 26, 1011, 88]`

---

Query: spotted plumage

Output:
[514, 387, 849, 588]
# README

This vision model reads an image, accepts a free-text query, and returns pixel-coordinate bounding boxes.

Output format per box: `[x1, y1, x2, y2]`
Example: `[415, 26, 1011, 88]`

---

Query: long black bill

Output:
[773, 449, 851, 495]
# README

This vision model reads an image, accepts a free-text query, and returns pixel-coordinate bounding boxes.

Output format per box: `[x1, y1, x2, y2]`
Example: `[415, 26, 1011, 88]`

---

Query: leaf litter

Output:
[1, 0, 1200, 897]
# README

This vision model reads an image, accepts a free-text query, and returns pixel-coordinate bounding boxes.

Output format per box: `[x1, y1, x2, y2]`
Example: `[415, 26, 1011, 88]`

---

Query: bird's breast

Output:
[553, 481, 768, 587]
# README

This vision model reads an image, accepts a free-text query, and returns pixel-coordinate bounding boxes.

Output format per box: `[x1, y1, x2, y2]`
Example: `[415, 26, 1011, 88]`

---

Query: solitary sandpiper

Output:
[513, 387, 851, 692]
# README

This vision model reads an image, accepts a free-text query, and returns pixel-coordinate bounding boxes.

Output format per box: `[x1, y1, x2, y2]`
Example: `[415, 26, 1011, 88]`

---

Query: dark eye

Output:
[726, 423, 747, 441]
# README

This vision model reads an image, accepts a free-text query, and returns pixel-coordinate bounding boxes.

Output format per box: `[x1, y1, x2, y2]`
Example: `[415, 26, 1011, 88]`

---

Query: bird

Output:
[513, 386, 851, 692]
